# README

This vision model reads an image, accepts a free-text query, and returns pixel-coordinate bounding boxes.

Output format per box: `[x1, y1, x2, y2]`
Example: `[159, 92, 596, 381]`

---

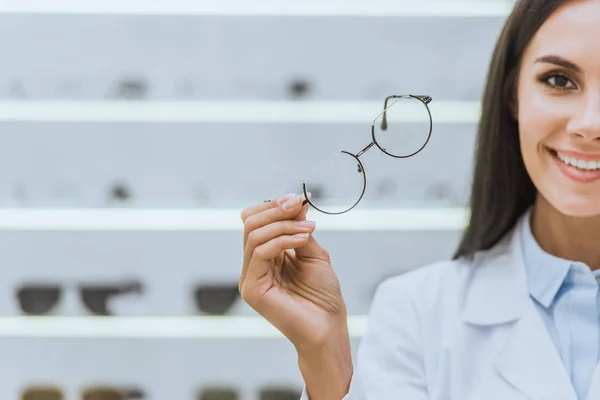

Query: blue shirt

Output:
[521, 207, 600, 400]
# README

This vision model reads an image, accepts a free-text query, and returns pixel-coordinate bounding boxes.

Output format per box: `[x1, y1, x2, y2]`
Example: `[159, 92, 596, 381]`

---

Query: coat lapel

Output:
[492, 300, 577, 400]
[462, 212, 577, 400]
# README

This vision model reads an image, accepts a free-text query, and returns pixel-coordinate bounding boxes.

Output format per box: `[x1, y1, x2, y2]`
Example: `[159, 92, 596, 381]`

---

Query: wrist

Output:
[297, 329, 353, 400]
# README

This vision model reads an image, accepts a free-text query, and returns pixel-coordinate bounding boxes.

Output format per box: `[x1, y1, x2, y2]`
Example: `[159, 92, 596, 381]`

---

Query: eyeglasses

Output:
[21, 386, 144, 400]
[300, 94, 433, 215]
[194, 284, 240, 315]
[16, 281, 143, 316]
[198, 386, 301, 400]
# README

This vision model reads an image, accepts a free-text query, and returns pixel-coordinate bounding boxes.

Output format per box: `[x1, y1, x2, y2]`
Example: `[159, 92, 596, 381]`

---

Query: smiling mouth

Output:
[545, 146, 600, 183]
[545, 147, 600, 171]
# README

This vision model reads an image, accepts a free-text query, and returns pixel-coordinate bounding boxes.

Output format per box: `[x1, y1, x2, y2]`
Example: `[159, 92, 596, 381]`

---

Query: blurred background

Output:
[0, 0, 514, 399]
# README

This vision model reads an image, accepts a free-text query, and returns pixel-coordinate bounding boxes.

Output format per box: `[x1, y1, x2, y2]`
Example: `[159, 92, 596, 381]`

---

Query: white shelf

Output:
[0, 0, 514, 17]
[0, 207, 469, 231]
[0, 316, 368, 339]
[0, 100, 481, 124]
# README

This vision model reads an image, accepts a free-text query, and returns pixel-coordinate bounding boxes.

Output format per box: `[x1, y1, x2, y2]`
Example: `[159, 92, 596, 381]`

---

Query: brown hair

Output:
[453, 0, 569, 260]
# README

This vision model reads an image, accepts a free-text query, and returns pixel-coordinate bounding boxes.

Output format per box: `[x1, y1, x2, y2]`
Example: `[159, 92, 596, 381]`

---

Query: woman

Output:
[240, 0, 600, 399]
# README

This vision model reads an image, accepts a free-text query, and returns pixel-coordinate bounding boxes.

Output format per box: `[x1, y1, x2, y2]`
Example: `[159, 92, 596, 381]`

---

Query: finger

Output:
[240, 193, 296, 223]
[292, 196, 328, 261]
[241, 192, 310, 288]
[243, 192, 309, 248]
[293, 192, 312, 222]
[294, 232, 330, 263]
[294, 201, 309, 221]
[243, 219, 316, 273]
[245, 233, 314, 287]
[241, 193, 309, 291]
[242, 218, 316, 285]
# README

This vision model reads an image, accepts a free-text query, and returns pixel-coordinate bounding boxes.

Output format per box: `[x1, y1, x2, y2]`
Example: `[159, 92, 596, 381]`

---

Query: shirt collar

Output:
[520, 206, 572, 309]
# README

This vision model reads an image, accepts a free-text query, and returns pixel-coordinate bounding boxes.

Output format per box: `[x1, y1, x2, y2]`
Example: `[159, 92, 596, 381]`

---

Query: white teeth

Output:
[556, 151, 600, 171]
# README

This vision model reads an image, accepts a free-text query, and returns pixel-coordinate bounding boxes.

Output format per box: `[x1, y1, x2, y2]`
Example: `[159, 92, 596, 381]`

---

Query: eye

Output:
[541, 73, 577, 90]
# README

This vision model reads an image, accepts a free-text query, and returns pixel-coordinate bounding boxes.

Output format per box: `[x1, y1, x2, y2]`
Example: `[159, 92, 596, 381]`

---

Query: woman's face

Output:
[517, 0, 600, 217]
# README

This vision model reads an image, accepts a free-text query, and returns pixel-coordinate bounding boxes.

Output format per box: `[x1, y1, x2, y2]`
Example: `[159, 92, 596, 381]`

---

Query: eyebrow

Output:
[534, 55, 581, 73]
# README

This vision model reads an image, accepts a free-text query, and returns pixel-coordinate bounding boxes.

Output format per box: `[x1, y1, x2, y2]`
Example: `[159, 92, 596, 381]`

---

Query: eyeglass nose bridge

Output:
[356, 140, 376, 159]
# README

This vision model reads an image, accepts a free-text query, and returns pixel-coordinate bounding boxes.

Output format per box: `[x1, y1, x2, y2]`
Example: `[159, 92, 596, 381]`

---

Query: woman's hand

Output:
[239, 192, 348, 351]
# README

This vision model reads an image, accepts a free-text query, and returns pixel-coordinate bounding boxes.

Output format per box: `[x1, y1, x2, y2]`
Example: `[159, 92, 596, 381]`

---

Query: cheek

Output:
[518, 85, 564, 145]
[517, 76, 568, 174]
[517, 100, 556, 172]
[517, 99, 600, 217]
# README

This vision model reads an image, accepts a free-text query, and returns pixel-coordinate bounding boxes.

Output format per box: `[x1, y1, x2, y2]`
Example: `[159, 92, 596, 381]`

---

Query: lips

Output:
[547, 146, 600, 161]
[547, 147, 600, 183]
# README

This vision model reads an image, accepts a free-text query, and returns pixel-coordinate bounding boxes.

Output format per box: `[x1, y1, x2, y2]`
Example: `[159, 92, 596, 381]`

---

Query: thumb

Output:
[294, 228, 329, 261]
[292, 192, 311, 222]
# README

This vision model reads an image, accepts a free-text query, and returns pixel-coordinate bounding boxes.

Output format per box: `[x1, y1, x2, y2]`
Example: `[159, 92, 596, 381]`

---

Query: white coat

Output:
[300, 210, 600, 400]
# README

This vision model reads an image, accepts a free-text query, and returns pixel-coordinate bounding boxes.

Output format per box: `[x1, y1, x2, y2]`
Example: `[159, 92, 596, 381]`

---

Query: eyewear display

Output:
[21, 386, 144, 400]
[198, 387, 301, 400]
[16, 281, 143, 316]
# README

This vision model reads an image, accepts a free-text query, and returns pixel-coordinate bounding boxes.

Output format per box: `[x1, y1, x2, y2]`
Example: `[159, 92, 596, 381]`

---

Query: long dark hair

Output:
[453, 0, 569, 260]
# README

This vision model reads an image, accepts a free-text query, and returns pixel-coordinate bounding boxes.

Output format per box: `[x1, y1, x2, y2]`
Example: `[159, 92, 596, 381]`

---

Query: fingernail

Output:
[296, 220, 315, 228]
[276, 193, 296, 205]
[292, 232, 310, 239]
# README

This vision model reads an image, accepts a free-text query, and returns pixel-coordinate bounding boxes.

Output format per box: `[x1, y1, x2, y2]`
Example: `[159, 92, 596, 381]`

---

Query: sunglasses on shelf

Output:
[259, 388, 302, 400]
[21, 386, 144, 400]
[16, 281, 144, 316]
[194, 284, 240, 316]
[199, 387, 301, 400]
[22, 386, 299, 400]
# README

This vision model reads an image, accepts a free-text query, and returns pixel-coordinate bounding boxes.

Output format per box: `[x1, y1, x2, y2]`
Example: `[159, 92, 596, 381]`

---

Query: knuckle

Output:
[253, 245, 267, 259]
[243, 214, 257, 231]
[239, 284, 250, 302]
[246, 230, 259, 246]
[240, 289, 255, 306]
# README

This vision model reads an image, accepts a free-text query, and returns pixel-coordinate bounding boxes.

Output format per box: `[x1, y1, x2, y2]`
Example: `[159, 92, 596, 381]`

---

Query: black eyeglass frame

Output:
[300, 94, 433, 215]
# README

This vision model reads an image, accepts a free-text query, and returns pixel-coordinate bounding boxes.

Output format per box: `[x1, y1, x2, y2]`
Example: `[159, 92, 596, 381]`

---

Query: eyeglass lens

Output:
[194, 284, 240, 315]
[199, 388, 238, 400]
[373, 96, 432, 158]
[82, 387, 144, 400]
[259, 388, 302, 400]
[22, 387, 63, 400]
[80, 282, 144, 316]
[17, 286, 61, 315]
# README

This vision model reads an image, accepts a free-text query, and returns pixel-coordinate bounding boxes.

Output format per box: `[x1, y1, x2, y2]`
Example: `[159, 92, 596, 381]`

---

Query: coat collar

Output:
[462, 211, 530, 326]
[460, 210, 580, 400]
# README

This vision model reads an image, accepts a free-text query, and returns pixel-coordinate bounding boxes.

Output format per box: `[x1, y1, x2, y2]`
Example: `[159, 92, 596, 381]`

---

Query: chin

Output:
[542, 192, 600, 218]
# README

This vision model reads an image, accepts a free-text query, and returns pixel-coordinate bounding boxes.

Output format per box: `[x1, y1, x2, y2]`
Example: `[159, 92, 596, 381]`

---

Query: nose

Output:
[567, 91, 600, 141]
